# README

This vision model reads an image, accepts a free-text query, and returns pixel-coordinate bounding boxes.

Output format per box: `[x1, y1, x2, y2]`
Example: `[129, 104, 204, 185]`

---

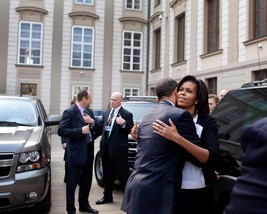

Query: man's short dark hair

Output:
[156, 77, 178, 100]
[77, 89, 88, 101]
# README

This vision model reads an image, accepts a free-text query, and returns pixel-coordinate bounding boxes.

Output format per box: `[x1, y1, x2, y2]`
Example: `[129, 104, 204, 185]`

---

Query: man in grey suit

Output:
[121, 77, 202, 214]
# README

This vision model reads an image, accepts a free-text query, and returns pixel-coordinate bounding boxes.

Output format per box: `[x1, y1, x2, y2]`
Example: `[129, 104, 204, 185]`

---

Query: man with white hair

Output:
[96, 92, 134, 205]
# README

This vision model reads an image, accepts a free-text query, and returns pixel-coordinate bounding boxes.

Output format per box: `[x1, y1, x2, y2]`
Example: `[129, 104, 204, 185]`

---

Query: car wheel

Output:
[34, 175, 51, 212]
[94, 151, 104, 187]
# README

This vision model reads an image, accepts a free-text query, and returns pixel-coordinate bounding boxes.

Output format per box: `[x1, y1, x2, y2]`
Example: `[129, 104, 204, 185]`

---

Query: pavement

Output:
[3, 134, 125, 214]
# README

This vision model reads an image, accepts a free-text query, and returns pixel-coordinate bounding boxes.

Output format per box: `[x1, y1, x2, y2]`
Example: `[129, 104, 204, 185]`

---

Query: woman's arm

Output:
[153, 118, 209, 163]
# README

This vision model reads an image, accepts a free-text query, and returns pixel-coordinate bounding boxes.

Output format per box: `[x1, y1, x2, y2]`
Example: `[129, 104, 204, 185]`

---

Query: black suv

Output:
[212, 80, 267, 213]
[94, 96, 158, 187]
[0, 95, 61, 212]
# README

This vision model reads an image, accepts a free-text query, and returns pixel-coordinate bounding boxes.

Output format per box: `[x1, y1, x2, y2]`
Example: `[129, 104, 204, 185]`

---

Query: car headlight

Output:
[17, 151, 44, 172]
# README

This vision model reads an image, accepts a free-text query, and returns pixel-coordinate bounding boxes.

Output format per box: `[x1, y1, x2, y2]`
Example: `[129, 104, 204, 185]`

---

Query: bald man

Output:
[219, 89, 229, 101]
[96, 92, 134, 205]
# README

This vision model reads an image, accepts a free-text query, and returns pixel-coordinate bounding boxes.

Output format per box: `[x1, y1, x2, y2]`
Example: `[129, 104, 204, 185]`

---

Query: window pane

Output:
[125, 88, 131, 96]
[83, 60, 91, 67]
[73, 44, 82, 52]
[124, 32, 131, 39]
[73, 52, 81, 58]
[73, 59, 81, 66]
[126, 0, 132, 8]
[20, 41, 29, 48]
[132, 89, 139, 96]
[133, 64, 140, 70]
[123, 63, 130, 70]
[133, 56, 140, 63]
[21, 23, 30, 31]
[32, 41, 40, 49]
[124, 49, 131, 55]
[133, 49, 140, 55]
[124, 56, 131, 62]
[134, 0, 140, 9]
[21, 31, 30, 38]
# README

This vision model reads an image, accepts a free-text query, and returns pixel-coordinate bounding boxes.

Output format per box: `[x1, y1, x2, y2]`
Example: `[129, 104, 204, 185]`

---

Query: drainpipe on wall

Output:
[145, 0, 151, 95]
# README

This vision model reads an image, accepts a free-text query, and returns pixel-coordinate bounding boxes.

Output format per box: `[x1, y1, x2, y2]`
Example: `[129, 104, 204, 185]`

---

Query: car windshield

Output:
[211, 87, 267, 144]
[0, 100, 38, 126]
[122, 102, 158, 123]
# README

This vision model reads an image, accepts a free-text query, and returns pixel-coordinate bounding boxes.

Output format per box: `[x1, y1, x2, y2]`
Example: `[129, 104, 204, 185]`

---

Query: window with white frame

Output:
[75, 0, 93, 5]
[71, 26, 94, 68]
[18, 21, 42, 65]
[72, 85, 90, 100]
[124, 88, 140, 96]
[126, 0, 141, 10]
[122, 31, 142, 71]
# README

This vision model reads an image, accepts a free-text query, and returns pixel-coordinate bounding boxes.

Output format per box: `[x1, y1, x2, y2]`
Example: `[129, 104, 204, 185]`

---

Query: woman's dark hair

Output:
[177, 75, 209, 118]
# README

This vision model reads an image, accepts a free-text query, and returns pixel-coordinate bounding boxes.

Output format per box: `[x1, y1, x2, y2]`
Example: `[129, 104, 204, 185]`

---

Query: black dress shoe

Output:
[95, 197, 113, 205]
[79, 205, 98, 213]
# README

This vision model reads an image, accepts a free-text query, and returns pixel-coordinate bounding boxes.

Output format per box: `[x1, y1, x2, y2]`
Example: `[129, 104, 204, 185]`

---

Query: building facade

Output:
[0, 0, 267, 114]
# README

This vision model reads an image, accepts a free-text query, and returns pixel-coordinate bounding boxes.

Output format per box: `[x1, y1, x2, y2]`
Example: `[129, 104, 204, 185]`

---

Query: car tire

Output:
[34, 174, 51, 212]
[94, 151, 104, 187]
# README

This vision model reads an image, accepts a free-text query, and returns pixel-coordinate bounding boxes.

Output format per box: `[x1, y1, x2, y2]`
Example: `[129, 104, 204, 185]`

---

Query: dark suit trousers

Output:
[102, 146, 129, 199]
[66, 143, 94, 212]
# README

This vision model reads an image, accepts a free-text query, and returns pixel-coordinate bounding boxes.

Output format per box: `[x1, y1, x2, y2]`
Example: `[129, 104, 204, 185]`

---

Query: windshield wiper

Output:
[0, 121, 29, 126]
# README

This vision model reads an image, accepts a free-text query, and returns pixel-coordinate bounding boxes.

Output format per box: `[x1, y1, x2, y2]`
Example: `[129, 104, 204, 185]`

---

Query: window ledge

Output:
[171, 60, 187, 67]
[69, 67, 95, 71]
[243, 36, 267, 46]
[150, 68, 161, 73]
[15, 64, 44, 68]
[200, 49, 223, 59]
[120, 70, 144, 73]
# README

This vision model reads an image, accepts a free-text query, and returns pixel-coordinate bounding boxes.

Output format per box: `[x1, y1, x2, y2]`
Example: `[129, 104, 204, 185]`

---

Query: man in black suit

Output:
[121, 78, 202, 214]
[58, 89, 101, 214]
[224, 116, 267, 214]
[95, 92, 134, 205]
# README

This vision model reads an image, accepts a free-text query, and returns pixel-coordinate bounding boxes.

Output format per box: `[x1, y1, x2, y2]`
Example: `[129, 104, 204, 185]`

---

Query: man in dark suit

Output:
[121, 78, 202, 214]
[95, 92, 134, 205]
[58, 89, 101, 214]
[224, 116, 267, 214]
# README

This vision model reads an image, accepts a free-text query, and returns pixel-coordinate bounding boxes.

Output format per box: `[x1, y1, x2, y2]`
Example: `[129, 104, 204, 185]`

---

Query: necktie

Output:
[108, 109, 115, 125]
[83, 109, 92, 143]
[105, 109, 115, 142]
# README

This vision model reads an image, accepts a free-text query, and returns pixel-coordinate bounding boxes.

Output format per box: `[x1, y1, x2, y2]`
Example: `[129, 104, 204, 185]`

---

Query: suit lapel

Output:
[74, 104, 84, 123]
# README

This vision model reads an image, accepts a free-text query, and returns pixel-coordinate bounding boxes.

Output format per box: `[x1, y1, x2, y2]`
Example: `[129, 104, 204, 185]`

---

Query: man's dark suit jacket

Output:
[58, 104, 101, 166]
[225, 116, 267, 214]
[99, 106, 133, 161]
[121, 100, 202, 214]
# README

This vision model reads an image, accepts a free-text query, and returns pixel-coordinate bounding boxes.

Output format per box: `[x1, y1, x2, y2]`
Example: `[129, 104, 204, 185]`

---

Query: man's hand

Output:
[83, 113, 94, 125]
[116, 115, 126, 126]
[130, 120, 138, 141]
[62, 143, 67, 150]
[82, 125, 90, 134]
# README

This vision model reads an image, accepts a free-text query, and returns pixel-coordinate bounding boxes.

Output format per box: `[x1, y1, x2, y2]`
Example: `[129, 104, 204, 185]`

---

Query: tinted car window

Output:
[122, 102, 158, 123]
[212, 87, 267, 144]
